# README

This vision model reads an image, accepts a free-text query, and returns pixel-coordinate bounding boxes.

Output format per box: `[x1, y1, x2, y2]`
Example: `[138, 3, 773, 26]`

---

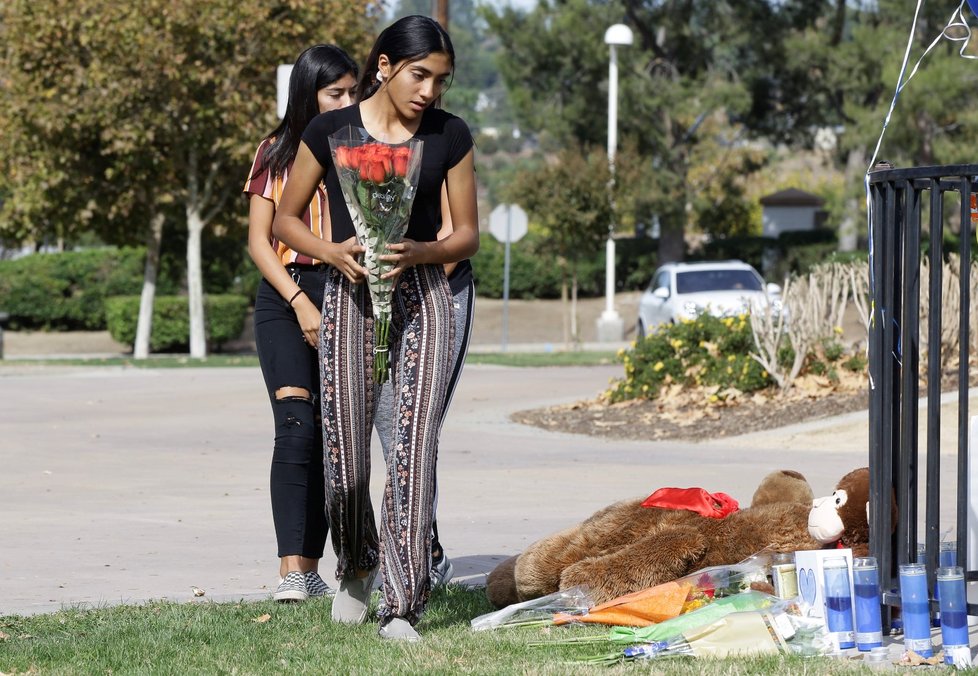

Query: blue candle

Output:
[937, 566, 973, 667]
[919, 543, 941, 627]
[853, 557, 883, 651]
[823, 556, 855, 650]
[940, 541, 957, 567]
[899, 563, 933, 658]
[934, 541, 956, 627]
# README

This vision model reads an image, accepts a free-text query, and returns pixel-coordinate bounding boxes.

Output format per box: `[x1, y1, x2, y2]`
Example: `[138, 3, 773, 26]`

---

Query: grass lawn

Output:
[0, 352, 619, 370]
[0, 586, 875, 674]
[465, 351, 618, 367]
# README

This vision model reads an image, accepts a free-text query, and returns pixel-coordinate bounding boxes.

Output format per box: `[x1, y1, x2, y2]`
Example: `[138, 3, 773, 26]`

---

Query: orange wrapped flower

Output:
[553, 581, 691, 627]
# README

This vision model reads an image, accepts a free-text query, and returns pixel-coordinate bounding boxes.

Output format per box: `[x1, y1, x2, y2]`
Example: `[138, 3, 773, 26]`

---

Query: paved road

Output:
[0, 363, 965, 616]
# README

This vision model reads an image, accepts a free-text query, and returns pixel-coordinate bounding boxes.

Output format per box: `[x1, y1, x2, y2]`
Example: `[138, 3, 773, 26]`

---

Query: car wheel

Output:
[636, 320, 646, 339]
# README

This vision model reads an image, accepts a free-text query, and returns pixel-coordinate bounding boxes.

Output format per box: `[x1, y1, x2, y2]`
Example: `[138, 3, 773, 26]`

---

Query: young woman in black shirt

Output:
[272, 15, 478, 641]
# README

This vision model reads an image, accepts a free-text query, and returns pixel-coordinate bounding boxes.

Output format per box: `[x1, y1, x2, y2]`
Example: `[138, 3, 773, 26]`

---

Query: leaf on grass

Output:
[899, 650, 943, 666]
[0, 630, 8, 640]
[253, 614, 272, 624]
[191, 586, 205, 597]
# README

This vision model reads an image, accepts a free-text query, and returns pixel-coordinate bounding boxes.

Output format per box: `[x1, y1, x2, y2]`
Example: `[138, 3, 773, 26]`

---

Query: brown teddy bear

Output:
[486, 468, 874, 608]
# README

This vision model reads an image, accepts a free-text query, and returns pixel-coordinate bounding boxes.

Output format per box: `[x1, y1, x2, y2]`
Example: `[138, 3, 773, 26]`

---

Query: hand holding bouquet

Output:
[329, 126, 424, 384]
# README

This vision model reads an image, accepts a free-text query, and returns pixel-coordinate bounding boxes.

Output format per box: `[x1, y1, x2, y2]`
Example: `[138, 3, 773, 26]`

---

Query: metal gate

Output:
[867, 163, 977, 619]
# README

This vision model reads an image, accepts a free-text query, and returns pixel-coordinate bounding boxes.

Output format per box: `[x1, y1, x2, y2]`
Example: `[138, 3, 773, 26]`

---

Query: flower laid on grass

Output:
[469, 586, 592, 631]
[564, 592, 782, 664]
[329, 126, 423, 384]
[552, 580, 691, 628]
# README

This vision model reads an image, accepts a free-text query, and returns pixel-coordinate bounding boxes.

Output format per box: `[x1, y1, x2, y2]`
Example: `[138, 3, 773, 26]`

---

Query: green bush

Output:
[472, 233, 567, 299]
[469, 229, 840, 299]
[0, 247, 153, 329]
[606, 314, 772, 402]
[473, 232, 636, 299]
[105, 294, 249, 352]
[698, 230, 839, 280]
[699, 235, 774, 272]
[617, 236, 658, 291]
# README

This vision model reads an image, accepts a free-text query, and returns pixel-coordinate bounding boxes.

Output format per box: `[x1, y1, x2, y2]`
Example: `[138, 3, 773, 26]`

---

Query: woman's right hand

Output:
[293, 294, 322, 347]
[324, 236, 368, 284]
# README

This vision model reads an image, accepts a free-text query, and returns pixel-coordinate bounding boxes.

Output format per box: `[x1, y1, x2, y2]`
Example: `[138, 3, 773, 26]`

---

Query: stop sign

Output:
[488, 204, 528, 243]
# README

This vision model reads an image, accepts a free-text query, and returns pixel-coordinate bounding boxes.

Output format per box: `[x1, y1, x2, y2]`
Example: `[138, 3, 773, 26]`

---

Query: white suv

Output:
[636, 260, 783, 337]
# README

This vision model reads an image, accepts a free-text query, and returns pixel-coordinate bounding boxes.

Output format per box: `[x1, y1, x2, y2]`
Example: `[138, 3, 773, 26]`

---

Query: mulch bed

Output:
[514, 366, 978, 442]
[513, 386, 869, 442]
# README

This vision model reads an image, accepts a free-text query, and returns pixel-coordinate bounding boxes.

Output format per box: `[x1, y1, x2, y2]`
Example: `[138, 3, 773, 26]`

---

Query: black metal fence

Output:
[867, 163, 977, 620]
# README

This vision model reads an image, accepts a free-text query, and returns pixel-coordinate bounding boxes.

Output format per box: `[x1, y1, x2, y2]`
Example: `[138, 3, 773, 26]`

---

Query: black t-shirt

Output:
[447, 258, 473, 295]
[302, 105, 473, 244]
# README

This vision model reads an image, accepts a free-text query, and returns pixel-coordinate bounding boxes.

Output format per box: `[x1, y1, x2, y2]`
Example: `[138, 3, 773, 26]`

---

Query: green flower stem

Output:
[375, 312, 391, 384]
[371, 256, 396, 385]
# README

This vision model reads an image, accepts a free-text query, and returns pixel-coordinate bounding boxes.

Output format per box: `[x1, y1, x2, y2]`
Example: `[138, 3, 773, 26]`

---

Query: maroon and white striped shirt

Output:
[243, 138, 327, 265]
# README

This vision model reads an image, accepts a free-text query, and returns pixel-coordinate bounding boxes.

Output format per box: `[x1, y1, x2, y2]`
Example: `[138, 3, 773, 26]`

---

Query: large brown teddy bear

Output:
[486, 469, 868, 608]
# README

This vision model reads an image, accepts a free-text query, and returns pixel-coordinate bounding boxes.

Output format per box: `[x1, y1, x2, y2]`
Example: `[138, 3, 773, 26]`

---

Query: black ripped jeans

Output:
[253, 265, 328, 559]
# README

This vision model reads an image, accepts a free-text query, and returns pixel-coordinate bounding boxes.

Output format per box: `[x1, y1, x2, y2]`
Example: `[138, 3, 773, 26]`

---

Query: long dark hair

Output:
[261, 44, 357, 178]
[356, 15, 455, 103]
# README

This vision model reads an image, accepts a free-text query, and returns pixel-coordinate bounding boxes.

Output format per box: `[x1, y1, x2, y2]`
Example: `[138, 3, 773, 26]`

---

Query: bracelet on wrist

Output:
[288, 289, 305, 308]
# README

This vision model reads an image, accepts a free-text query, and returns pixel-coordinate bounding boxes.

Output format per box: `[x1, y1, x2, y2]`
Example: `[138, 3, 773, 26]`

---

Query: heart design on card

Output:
[798, 567, 817, 606]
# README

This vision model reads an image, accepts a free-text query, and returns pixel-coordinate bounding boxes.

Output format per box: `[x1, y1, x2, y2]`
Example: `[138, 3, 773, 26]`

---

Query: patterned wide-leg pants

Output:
[319, 264, 454, 625]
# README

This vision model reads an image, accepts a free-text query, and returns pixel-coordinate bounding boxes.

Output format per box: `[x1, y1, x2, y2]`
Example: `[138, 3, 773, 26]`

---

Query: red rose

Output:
[392, 147, 411, 177]
[359, 144, 393, 183]
[361, 159, 387, 183]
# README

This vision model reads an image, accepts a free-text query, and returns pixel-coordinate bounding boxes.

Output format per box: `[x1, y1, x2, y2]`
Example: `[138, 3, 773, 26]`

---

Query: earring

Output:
[376, 70, 384, 83]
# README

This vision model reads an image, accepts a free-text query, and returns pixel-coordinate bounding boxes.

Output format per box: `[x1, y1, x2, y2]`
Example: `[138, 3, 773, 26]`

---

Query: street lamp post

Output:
[597, 23, 633, 342]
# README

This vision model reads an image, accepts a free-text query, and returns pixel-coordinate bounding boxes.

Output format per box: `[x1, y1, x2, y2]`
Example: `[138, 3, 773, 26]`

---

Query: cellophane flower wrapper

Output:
[552, 580, 691, 627]
[552, 554, 777, 643]
[581, 602, 831, 665]
[553, 553, 773, 650]
[328, 126, 424, 384]
[565, 591, 779, 662]
[673, 555, 772, 611]
[470, 586, 593, 631]
[609, 590, 781, 645]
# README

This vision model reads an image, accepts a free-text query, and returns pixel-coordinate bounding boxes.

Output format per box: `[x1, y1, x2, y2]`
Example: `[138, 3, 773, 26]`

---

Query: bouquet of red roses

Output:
[329, 126, 424, 384]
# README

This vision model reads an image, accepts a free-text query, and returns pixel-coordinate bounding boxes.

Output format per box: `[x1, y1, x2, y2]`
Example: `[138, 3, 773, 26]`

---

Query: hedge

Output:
[471, 233, 658, 299]
[700, 229, 839, 280]
[105, 294, 249, 353]
[0, 247, 149, 330]
[471, 233, 568, 299]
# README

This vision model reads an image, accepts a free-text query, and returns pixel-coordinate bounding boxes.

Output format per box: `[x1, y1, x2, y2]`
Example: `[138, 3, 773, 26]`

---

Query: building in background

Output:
[760, 188, 826, 238]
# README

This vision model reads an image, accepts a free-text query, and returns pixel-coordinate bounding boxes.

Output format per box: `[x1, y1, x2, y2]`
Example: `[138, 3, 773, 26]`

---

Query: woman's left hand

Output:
[379, 239, 428, 281]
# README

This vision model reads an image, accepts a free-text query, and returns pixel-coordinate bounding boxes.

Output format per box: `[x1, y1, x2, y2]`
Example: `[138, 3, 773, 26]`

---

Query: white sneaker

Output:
[331, 568, 378, 624]
[431, 553, 454, 588]
[378, 617, 421, 642]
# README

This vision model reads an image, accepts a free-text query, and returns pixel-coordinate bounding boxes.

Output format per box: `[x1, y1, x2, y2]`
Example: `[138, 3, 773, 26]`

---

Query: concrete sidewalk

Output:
[0, 362, 963, 617]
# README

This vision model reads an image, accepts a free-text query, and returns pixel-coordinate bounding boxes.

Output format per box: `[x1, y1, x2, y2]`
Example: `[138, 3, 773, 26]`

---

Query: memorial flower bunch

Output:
[329, 126, 424, 384]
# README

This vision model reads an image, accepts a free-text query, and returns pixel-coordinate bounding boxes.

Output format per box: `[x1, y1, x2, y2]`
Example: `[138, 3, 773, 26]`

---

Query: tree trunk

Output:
[838, 147, 866, 252]
[133, 211, 165, 359]
[187, 204, 207, 358]
[571, 266, 579, 345]
[561, 273, 570, 347]
[658, 116, 687, 265]
[658, 209, 686, 264]
[433, 0, 448, 28]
